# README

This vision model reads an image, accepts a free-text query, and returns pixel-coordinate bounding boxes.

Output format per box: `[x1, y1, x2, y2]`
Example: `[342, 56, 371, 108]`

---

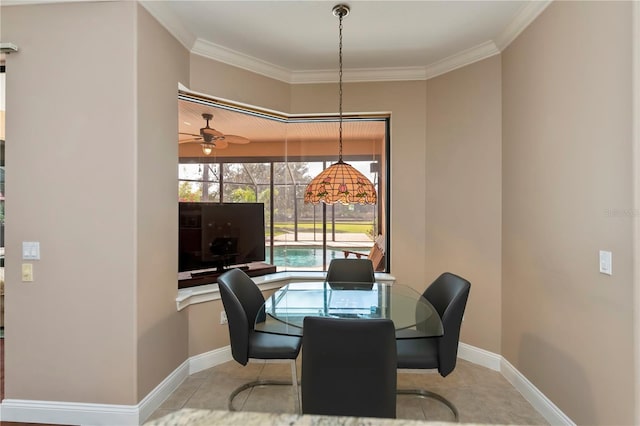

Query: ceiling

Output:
[2, 1, 551, 150]
[178, 98, 387, 153]
[142, 0, 551, 83]
[163, 0, 548, 151]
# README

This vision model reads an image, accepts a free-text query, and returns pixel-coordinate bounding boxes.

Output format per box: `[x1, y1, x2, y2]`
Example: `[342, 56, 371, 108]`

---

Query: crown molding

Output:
[290, 67, 428, 84]
[425, 41, 500, 80]
[191, 39, 499, 84]
[494, 0, 553, 50]
[191, 38, 293, 83]
[139, 0, 550, 84]
[139, 0, 196, 51]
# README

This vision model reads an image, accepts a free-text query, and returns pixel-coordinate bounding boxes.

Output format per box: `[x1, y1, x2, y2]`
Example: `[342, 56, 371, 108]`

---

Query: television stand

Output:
[178, 262, 276, 289]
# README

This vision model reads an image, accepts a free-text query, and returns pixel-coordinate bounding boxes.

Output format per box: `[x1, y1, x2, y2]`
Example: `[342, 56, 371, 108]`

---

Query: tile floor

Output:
[147, 358, 549, 425]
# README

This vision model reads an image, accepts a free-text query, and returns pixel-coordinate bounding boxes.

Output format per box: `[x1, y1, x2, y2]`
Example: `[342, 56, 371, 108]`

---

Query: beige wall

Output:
[425, 56, 502, 353]
[136, 4, 190, 400]
[502, 2, 634, 424]
[291, 81, 427, 287]
[2, 2, 139, 403]
[187, 288, 278, 357]
[188, 300, 228, 356]
[189, 55, 291, 113]
[2, 1, 637, 423]
[1, 0, 192, 406]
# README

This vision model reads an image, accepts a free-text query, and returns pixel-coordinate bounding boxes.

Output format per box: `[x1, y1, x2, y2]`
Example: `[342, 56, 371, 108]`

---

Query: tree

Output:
[230, 187, 256, 202]
[178, 181, 201, 202]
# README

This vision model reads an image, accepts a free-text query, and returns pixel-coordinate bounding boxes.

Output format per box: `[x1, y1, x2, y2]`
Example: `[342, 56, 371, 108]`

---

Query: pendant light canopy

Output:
[304, 5, 377, 206]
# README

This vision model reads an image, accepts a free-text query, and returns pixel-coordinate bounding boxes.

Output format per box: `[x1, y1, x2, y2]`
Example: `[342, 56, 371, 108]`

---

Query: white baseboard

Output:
[0, 343, 573, 426]
[189, 345, 232, 375]
[0, 348, 229, 425]
[456, 342, 572, 425]
[500, 357, 575, 426]
[138, 359, 190, 423]
[0, 399, 140, 425]
[458, 342, 502, 371]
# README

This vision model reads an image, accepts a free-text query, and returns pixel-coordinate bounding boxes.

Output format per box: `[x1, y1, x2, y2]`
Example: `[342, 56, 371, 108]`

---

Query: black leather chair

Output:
[326, 258, 375, 284]
[301, 316, 397, 418]
[217, 268, 303, 412]
[396, 272, 471, 421]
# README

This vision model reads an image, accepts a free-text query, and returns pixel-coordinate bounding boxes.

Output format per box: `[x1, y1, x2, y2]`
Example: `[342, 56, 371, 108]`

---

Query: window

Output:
[178, 94, 388, 273]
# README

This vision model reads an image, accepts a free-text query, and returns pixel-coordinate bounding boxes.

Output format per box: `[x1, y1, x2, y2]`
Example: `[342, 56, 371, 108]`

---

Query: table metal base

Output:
[397, 388, 459, 422]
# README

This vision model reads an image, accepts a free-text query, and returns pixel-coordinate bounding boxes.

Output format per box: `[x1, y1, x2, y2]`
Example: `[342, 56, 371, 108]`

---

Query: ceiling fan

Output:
[179, 113, 250, 154]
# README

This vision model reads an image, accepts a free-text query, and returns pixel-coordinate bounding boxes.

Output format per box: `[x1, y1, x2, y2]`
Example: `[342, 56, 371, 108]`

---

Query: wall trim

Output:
[0, 342, 572, 425]
[138, 359, 190, 424]
[139, 0, 195, 51]
[189, 346, 233, 375]
[139, 1, 551, 84]
[424, 41, 500, 80]
[458, 343, 573, 425]
[494, 1, 552, 50]
[191, 38, 293, 83]
[501, 358, 575, 426]
[0, 359, 190, 425]
[458, 342, 502, 371]
[0, 399, 140, 426]
[176, 271, 396, 311]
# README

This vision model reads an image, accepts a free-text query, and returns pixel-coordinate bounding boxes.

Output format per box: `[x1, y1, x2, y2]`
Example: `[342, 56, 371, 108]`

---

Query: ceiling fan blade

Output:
[222, 135, 250, 145]
[179, 138, 202, 144]
[214, 140, 229, 149]
[179, 132, 200, 137]
[201, 127, 224, 138]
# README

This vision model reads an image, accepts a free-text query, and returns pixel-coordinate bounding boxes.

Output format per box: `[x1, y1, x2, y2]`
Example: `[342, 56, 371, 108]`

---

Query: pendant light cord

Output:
[338, 8, 344, 162]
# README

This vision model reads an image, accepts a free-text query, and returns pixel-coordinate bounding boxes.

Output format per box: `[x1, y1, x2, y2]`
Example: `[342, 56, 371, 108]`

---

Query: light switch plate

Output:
[21, 263, 33, 282]
[22, 241, 40, 260]
[599, 250, 612, 275]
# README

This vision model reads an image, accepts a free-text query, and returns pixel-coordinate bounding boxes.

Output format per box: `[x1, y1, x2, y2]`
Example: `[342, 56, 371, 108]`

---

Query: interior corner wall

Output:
[290, 81, 429, 288]
[136, 4, 190, 400]
[425, 56, 502, 353]
[189, 54, 291, 113]
[502, 1, 634, 424]
[1, 1, 138, 404]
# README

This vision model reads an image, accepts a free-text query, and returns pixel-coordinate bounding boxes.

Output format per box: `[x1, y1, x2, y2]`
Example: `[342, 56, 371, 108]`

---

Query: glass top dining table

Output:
[254, 281, 443, 339]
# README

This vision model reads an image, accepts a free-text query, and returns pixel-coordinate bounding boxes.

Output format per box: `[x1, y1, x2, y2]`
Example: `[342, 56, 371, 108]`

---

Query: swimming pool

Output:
[265, 246, 367, 268]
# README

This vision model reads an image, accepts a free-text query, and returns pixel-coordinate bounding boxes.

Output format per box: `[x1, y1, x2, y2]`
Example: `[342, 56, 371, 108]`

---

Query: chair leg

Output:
[290, 359, 300, 413]
[397, 388, 459, 422]
[228, 360, 300, 413]
[228, 380, 294, 411]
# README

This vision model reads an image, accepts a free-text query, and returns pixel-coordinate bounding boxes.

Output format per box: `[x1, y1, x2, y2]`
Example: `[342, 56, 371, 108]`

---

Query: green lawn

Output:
[270, 221, 373, 236]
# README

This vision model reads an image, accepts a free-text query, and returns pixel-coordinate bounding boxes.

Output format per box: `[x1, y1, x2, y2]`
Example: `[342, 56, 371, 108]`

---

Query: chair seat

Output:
[396, 337, 439, 370]
[248, 330, 302, 360]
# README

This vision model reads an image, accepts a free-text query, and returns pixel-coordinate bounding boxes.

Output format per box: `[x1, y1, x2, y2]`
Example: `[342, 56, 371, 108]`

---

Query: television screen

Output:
[179, 202, 266, 273]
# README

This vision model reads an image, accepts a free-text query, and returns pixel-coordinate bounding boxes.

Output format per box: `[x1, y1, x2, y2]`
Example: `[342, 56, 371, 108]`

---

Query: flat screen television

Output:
[179, 202, 266, 273]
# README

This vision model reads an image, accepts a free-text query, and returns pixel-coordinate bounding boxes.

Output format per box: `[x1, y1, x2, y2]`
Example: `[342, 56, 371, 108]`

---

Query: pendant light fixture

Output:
[304, 4, 377, 205]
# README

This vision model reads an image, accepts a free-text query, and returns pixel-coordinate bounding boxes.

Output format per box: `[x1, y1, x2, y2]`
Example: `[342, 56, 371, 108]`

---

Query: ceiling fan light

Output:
[201, 143, 214, 155]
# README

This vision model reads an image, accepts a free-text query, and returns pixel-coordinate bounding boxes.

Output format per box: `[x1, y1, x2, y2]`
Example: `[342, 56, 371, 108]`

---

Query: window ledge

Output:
[176, 271, 396, 311]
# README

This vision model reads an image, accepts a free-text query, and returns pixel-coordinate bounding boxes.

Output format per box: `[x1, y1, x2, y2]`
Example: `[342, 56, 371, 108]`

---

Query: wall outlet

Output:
[220, 311, 228, 325]
[599, 250, 612, 275]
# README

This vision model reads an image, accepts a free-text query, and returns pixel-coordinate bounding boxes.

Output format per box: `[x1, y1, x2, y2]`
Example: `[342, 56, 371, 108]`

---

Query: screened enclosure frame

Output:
[178, 92, 390, 273]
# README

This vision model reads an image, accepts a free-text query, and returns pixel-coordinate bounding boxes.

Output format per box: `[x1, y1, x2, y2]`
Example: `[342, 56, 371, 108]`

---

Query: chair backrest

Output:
[302, 317, 397, 418]
[326, 258, 375, 283]
[423, 272, 471, 377]
[217, 268, 266, 366]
